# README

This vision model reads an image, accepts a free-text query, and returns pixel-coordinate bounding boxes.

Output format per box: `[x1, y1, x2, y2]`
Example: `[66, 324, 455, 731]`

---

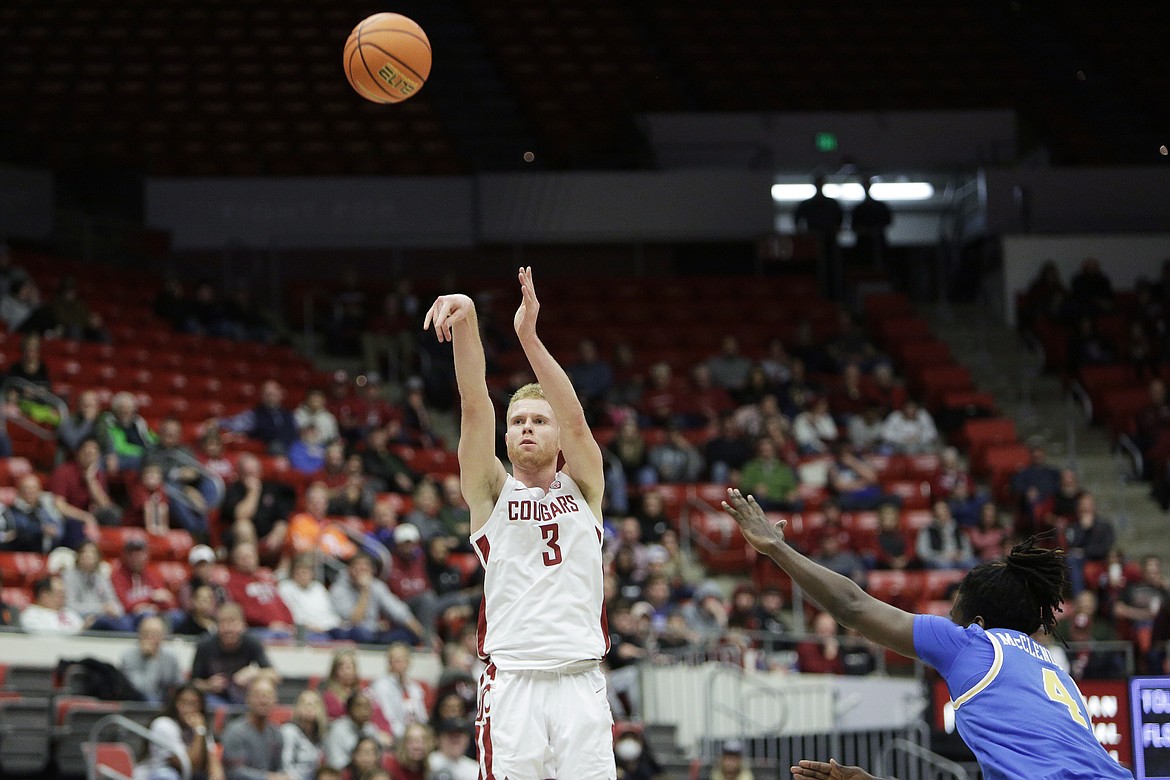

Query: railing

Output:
[84, 713, 190, 780]
[1, 377, 70, 440]
[879, 733, 971, 780]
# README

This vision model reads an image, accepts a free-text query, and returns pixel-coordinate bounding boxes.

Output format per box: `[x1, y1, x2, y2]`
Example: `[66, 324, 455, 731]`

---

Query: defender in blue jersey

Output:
[722, 488, 1133, 780]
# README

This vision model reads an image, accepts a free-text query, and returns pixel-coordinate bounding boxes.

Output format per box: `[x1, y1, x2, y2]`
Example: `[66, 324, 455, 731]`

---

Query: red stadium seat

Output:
[0, 553, 47, 587]
[87, 742, 135, 780]
[959, 418, 1020, 475]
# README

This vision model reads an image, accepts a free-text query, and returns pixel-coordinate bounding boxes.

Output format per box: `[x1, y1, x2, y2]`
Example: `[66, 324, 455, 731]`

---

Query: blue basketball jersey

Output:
[914, 614, 1132, 779]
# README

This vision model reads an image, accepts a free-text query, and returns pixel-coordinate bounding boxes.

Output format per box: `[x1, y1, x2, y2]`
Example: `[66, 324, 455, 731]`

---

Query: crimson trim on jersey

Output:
[476, 662, 496, 780]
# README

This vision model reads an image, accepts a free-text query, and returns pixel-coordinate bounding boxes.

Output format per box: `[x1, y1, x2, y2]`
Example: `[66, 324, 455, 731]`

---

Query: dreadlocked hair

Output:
[955, 532, 1069, 636]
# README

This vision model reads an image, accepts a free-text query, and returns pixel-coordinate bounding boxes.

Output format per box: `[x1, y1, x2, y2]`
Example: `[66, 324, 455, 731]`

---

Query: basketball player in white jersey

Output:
[423, 267, 615, 780]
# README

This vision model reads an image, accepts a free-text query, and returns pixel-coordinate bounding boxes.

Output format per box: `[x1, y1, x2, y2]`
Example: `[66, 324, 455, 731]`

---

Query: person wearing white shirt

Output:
[792, 396, 839, 454]
[366, 643, 429, 741]
[880, 398, 939, 454]
[20, 575, 89, 635]
[278, 554, 343, 640]
[427, 719, 478, 780]
[293, 389, 340, 444]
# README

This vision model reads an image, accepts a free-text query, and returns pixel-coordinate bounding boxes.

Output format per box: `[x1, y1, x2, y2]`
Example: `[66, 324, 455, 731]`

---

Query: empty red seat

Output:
[88, 742, 135, 780]
[960, 418, 1020, 474]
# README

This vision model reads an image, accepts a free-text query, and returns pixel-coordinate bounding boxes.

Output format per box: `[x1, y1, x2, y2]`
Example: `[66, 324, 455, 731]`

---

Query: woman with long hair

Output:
[723, 488, 1131, 780]
[385, 723, 431, 780]
[138, 683, 224, 780]
[345, 737, 383, 780]
[321, 648, 362, 720]
[281, 689, 328, 780]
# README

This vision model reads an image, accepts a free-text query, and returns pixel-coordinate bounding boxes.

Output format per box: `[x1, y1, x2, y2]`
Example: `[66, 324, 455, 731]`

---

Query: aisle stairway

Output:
[924, 303, 1162, 557]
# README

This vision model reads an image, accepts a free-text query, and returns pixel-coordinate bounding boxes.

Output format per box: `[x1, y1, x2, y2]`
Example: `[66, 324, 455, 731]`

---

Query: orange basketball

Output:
[343, 13, 432, 104]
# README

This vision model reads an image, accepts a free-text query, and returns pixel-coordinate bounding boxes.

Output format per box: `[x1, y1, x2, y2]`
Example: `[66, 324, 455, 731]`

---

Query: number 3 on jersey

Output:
[538, 522, 563, 567]
[1043, 668, 1089, 728]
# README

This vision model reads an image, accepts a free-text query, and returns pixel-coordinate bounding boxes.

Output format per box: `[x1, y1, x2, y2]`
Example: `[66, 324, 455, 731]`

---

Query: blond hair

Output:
[508, 383, 546, 410]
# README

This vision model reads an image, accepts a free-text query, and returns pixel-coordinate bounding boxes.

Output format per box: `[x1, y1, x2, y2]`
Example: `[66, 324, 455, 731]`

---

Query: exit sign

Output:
[815, 132, 838, 152]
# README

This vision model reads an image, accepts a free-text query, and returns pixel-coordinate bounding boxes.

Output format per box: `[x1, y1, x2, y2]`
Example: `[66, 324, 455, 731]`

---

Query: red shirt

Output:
[385, 757, 426, 780]
[387, 551, 431, 602]
[126, 483, 169, 528]
[111, 563, 175, 613]
[49, 462, 106, 510]
[224, 569, 293, 627]
[796, 640, 846, 675]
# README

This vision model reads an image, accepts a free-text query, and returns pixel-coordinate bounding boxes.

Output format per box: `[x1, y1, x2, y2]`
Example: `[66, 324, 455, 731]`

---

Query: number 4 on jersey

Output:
[539, 522, 563, 567]
[1043, 668, 1089, 728]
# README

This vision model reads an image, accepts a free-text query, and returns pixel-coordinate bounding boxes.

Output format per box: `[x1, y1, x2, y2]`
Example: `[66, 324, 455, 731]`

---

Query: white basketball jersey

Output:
[472, 471, 609, 671]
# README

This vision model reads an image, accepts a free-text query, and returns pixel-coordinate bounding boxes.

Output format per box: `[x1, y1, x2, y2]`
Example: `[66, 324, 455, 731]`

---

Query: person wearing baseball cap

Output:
[426, 718, 477, 780]
[710, 738, 754, 780]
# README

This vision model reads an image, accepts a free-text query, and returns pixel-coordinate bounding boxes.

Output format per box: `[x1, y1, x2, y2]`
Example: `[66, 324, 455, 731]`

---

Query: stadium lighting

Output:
[771, 181, 936, 203]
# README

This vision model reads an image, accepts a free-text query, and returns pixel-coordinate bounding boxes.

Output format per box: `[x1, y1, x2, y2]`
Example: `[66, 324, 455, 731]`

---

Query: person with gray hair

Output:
[95, 391, 156, 471]
[121, 615, 183, 703]
[221, 677, 289, 780]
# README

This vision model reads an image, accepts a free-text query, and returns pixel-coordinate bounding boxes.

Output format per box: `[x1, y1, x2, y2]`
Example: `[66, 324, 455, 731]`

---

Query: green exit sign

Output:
[815, 132, 838, 152]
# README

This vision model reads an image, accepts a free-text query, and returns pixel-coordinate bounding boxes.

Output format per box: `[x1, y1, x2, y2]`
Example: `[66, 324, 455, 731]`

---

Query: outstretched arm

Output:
[512, 267, 604, 509]
[722, 488, 917, 658]
[424, 293, 507, 532]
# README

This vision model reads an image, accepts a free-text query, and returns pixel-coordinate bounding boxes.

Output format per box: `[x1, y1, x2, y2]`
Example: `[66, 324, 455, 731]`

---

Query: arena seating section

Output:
[4, 0, 1159, 173]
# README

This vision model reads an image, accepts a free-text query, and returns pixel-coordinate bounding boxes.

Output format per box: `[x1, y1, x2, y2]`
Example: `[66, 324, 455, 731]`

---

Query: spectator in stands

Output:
[1011, 440, 1061, 516]
[1114, 555, 1167, 635]
[179, 544, 225, 611]
[946, 478, 985, 529]
[930, 447, 972, 502]
[198, 430, 237, 483]
[56, 389, 103, 457]
[20, 575, 88, 634]
[324, 692, 393, 769]
[111, 537, 177, 623]
[566, 338, 614, 425]
[1050, 468, 1084, 526]
[288, 482, 358, 562]
[436, 474, 471, 543]
[708, 738, 754, 780]
[1068, 316, 1116, 370]
[873, 503, 914, 570]
[1135, 378, 1170, 475]
[707, 336, 753, 393]
[659, 528, 703, 594]
[321, 649, 367, 721]
[48, 276, 90, 340]
[1069, 257, 1115, 315]
[281, 689, 327, 780]
[128, 463, 171, 535]
[401, 480, 448, 541]
[812, 533, 866, 586]
[142, 683, 225, 780]
[221, 452, 296, 559]
[278, 554, 347, 641]
[796, 611, 846, 675]
[739, 437, 799, 511]
[966, 502, 1007, 562]
[703, 414, 753, 485]
[612, 416, 652, 485]
[63, 540, 134, 631]
[427, 718, 476, 780]
[1019, 261, 1066, 329]
[1063, 590, 1124, 680]
[640, 361, 684, 428]
[647, 423, 705, 484]
[827, 362, 869, 421]
[793, 396, 838, 455]
[4, 473, 97, 552]
[865, 363, 906, 415]
[295, 388, 340, 445]
[847, 402, 886, 454]
[368, 643, 430, 742]
[685, 363, 736, 429]
[827, 441, 885, 510]
[364, 499, 401, 554]
[631, 491, 670, 545]
[192, 601, 279, 707]
[388, 723, 432, 779]
[361, 427, 417, 494]
[327, 458, 376, 519]
[96, 391, 157, 472]
[121, 614, 183, 703]
[880, 397, 938, 454]
[288, 424, 327, 475]
[221, 677, 288, 780]
[145, 417, 218, 536]
[0, 277, 49, 333]
[916, 500, 976, 570]
[682, 581, 729, 646]
[224, 541, 294, 637]
[758, 338, 792, 389]
[217, 380, 299, 456]
[1066, 492, 1116, 593]
[175, 582, 219, 637]
[330, 551, 425, 645]
[50, 436, 120, 526]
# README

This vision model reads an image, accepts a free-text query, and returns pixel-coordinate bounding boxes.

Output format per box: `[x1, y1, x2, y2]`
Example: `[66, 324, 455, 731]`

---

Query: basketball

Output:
[343, 13, 432, 104]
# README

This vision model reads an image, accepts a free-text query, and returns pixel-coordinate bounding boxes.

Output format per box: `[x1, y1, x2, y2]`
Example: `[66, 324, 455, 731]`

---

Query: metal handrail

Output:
[1, 376, 69, 438]
[879, 735, 971, 780]
[153, 446, 227, 510]
[84, 713, 191, 780]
